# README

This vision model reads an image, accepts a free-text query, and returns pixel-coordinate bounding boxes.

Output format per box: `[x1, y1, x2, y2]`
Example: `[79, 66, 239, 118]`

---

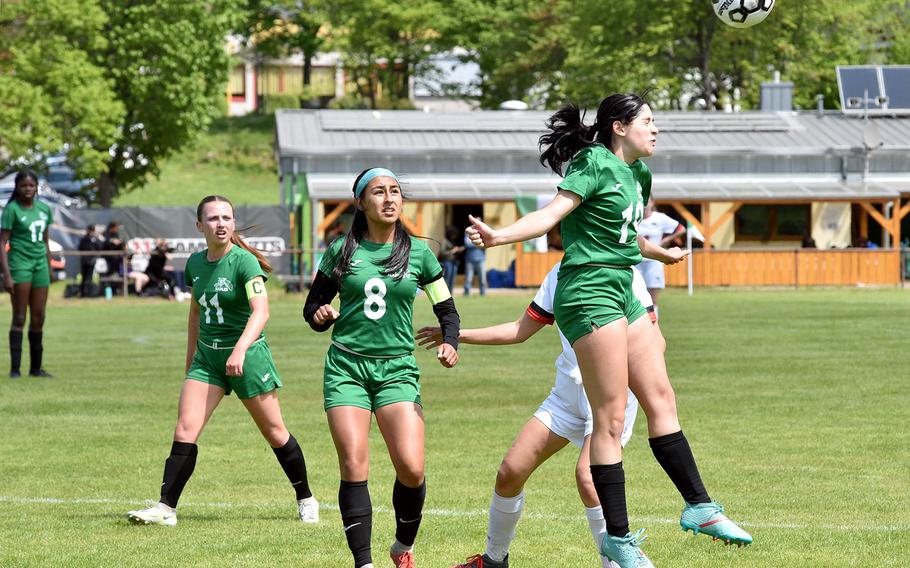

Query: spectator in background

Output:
[855, 236, 880, 249]
[128, 256, 150, 296]
[439, 225, 464, 293]
[77, 225, 100, 297]
[101, 221, 126, 277]
[635, 198, 685, 310]
[801, 233, 817, 249]
[144, 239, 177, 297]
[463, 228, 487, 297]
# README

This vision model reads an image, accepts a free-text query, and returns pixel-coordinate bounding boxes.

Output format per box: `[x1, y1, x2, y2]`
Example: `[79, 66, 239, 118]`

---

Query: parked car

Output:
[0, 176, 86, 208]
[44, 154, 95, 197]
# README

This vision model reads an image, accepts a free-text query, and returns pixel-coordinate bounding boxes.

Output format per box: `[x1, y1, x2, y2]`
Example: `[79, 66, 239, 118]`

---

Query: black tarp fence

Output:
[50, 205, 291, 278]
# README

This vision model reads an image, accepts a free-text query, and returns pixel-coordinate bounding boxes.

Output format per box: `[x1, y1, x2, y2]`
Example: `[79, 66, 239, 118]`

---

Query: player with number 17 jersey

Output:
[555, 144, 653, 346]
[558, 144, 652, 269]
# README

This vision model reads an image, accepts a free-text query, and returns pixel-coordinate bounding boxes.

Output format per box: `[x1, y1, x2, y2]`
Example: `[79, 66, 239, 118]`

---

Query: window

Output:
[230, 65, 245, 97]
[735, 204, 809, 241]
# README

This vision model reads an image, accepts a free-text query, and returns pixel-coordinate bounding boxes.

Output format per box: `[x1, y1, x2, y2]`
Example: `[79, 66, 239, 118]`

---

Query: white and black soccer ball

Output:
[712, 0, 775, 29]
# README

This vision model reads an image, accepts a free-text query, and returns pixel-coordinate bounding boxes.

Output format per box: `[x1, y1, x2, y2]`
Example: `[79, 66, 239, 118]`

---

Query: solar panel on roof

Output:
[656, 113, 790, 132]
[882, 67, 910, 110]
[837, 65, 910, 115]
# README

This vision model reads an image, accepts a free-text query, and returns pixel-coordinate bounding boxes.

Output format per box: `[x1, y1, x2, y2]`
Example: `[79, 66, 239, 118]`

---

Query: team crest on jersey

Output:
[213, 277, 233, 292]
[388, 268, 412, 280]
[39, 212, 48, 221]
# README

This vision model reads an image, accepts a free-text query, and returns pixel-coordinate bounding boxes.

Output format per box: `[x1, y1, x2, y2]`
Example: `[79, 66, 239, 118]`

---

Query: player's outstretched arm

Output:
[466, 191, 579, 249]
[417, 312, 545, 348]
[638, 234, 689, 265]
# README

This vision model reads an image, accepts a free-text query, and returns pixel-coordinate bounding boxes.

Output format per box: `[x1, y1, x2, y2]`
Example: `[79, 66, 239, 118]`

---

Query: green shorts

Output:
[323, 344, 421, 412]
[186, 337, 282, 399]
[9, 256, 50, 288]
[553, 265, 646, 345]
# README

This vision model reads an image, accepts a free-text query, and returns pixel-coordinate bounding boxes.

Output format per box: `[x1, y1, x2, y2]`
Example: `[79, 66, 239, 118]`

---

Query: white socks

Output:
[390, 540, 413, 555]
[484, 491, 524, 562]
[585, 505, 613, 568]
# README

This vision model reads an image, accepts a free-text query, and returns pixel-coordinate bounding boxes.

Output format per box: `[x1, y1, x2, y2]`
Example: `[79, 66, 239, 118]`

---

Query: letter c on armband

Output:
[246, 279, 267, 299]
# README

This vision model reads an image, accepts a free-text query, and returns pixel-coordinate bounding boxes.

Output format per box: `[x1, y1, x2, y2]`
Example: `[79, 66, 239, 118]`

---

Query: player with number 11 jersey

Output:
[185, 245, 266, 345]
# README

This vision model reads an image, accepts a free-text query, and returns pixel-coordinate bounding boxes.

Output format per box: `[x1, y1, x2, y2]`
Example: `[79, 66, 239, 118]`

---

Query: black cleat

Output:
[29, 369, 54, 378]
[9, 370, 21, 378]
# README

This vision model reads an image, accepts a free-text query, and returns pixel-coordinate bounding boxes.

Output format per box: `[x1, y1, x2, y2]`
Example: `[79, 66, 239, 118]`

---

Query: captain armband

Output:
[423, 278, 452, 305]
[245, 278, 268, 299]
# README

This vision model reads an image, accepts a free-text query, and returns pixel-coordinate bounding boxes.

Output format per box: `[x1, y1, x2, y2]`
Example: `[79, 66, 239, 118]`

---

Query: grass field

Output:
[1, 287, 908, 567]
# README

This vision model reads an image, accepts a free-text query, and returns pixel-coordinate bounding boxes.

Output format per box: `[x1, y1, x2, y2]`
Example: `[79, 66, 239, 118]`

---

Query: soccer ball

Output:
[713, 0, 775, 29]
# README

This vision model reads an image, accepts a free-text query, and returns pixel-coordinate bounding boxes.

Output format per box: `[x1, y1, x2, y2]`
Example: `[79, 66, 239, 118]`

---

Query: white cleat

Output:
[297, 496, 319, 523]
[127, 501, 177, 526]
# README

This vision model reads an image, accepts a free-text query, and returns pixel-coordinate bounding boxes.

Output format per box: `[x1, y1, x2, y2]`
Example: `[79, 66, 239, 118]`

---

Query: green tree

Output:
[325, 0, 455, 108]
[457, 0, 895, 111]
[93, 0, 243, 206]
[0, 0, 122, 181]
[238, 1, 327, 89]
[443, 0, 569, 109]
[882, 1, 910, 64]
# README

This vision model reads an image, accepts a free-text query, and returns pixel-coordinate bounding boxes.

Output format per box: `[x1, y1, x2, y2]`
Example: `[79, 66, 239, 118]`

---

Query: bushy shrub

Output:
[262, 94, 300, 113]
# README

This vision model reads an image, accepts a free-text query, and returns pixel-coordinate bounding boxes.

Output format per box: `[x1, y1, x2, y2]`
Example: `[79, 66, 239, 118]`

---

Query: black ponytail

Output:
[331, 169, 412, 287]
[539, 92, 651, 176]
[10, 169, 39, 205]
[538, 104, 596, 176]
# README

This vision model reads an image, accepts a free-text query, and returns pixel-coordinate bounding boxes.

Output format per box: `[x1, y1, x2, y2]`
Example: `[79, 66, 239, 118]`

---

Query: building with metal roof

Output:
[275, 108, 910, 284]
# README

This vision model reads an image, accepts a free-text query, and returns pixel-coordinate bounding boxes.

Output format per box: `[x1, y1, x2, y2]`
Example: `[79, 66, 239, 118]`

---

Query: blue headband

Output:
[354, 168, 399, 198]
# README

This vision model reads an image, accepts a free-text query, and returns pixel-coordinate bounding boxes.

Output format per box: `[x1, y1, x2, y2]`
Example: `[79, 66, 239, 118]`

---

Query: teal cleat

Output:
[680, 502, 752, 546]
[600, 528, 655, 568]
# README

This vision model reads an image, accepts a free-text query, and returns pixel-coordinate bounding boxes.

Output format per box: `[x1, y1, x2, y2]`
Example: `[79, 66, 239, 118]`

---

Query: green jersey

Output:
[318, 236, 443, 357]
[558, 144, 652, 268]
[1, 199, 53, 263]
[185, 245, 267, 344]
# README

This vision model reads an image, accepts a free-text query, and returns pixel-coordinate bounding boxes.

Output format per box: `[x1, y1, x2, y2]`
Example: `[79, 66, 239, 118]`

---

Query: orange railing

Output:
[515, 246, 903, 288]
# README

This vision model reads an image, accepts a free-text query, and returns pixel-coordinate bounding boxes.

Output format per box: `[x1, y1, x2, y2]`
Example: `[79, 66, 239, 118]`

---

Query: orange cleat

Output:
[449, 554, 508, 568]
[391, 550, 416, 568]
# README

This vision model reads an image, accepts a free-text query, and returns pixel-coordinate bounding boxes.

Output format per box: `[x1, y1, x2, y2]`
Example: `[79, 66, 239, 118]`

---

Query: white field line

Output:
[1, 495, 908, 533]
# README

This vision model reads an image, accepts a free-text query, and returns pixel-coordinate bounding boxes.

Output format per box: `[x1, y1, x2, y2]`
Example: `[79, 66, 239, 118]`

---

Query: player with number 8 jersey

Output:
[318, 236, 443, 358]
[304, 167, 461, 568]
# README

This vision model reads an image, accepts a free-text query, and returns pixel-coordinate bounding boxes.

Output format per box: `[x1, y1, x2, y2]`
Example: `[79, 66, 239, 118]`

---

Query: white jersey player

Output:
[635, 200, 684, 309]
[417, 263, 662, 568]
